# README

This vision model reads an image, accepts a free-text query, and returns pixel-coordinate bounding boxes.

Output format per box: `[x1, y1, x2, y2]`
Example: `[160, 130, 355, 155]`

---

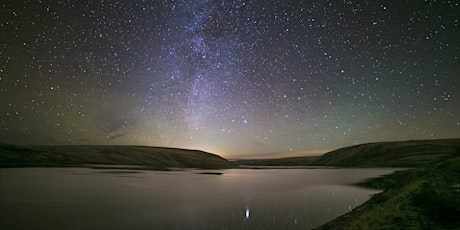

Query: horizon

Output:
[2, 137, 460, 160]
[1, 1, 459, 158]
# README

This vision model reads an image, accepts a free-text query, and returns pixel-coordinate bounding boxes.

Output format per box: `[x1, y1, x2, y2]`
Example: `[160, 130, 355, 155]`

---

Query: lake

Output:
[0, 167, 397, 229]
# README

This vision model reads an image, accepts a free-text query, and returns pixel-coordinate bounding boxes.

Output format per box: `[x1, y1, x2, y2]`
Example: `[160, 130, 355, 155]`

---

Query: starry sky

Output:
[1, 1, 459, 158]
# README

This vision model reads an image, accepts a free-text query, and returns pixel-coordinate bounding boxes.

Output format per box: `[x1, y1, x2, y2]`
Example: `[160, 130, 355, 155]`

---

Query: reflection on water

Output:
[0, 167, 396, 229]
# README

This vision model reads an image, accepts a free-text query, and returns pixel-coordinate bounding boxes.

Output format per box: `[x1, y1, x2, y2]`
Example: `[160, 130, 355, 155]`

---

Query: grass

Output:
[0, 144, 235, 169]
[233, 138, 460, 229]
[317, 166, 460, 229]
[312, 139, 460, 167]
[234, 139, 460, 168]
[315, 139, 460, 229]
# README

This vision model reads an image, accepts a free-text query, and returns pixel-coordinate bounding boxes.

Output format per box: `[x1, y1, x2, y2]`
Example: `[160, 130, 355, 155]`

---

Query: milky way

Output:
[1, 1, 459, 158]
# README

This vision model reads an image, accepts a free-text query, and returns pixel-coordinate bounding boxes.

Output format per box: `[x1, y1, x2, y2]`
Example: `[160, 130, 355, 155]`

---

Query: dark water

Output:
[0, 167, 396, 229]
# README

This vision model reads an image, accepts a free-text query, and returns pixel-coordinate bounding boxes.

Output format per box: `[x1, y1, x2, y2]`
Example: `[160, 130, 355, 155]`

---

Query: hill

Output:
[315, 139, 460, 229]
[0, 144, 235, 169]
[235, 139, 460, 168]
[232, 139, 460, 229]
[234, 156, 318, 166]
[313, 139, 460, 167]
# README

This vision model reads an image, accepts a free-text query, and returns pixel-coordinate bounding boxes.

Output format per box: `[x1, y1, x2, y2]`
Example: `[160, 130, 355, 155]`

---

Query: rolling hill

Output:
[313, 139, 460, 167]
[235, 139, 460, 168]
[0, 144, 235, 169]
[315, 139, 460, 229]
[234, 156, 318, 166]
[2, 139, 459, 229]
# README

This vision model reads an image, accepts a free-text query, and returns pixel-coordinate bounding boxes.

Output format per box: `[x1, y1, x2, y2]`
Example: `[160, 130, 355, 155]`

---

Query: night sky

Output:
[1, 1, 459, 158]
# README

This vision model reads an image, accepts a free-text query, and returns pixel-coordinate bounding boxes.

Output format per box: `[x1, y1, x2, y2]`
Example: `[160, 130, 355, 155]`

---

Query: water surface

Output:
[0, 167, 396, 229]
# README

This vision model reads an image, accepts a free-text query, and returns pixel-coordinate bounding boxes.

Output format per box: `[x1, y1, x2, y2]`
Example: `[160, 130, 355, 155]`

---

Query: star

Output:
[0, 0, 458, 158]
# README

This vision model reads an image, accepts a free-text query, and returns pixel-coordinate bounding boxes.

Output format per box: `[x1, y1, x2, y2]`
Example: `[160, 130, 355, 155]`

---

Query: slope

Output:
[313, 139, 460, 167]
[0, 144, 235, 169]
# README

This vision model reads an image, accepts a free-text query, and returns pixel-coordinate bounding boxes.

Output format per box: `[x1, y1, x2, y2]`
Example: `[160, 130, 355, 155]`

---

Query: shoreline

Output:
[316, 166, 460, 229]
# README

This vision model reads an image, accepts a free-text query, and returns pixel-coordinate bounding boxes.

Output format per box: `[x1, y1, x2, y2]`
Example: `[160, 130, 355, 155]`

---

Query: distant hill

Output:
[313, 139, 460, 167]
[2, 139, 459, 169]
[235, 139, 460, 168]
[0, 144, 235, 169]
[316, 139, 460, 229]
[234, 156, 318, 166]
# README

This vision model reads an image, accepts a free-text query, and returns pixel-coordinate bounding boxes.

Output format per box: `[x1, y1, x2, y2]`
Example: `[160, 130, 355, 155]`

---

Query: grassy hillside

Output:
[233, 139, 460, 229]
[0, 144, 235, 169]
[316, 159, 460, 229]
[315, 139, 460, 229]
[235, 139, 460, 167]
[313, 139, 460, 167]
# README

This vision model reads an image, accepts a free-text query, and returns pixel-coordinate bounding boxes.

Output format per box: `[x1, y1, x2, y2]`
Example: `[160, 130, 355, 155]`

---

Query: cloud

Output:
[95, 116, 130, 133]
[106, 132, 127, 140]
[93, 109, 141, 141]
